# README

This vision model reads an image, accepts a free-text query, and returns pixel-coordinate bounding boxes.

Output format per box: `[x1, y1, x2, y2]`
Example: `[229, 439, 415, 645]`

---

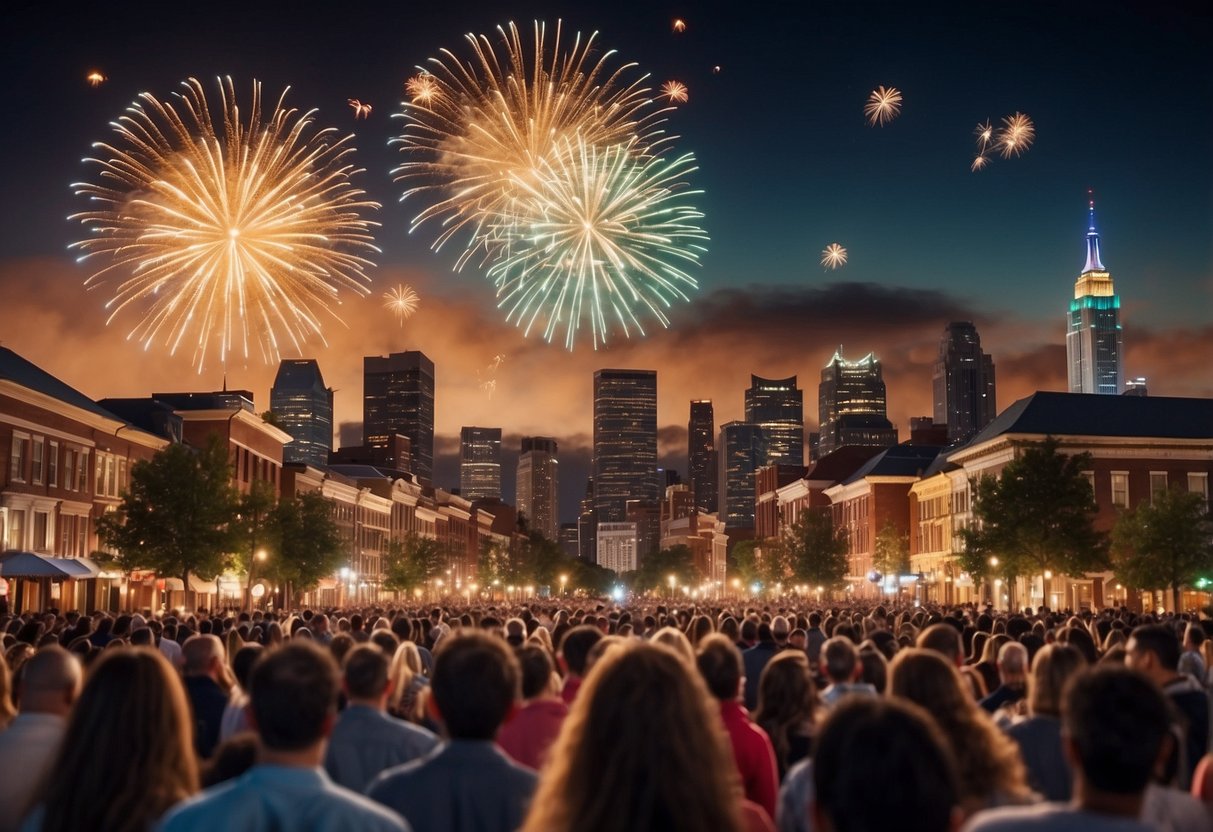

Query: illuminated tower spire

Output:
[1066, 190, 1123, 395]
[1083, 188, 1105, 273]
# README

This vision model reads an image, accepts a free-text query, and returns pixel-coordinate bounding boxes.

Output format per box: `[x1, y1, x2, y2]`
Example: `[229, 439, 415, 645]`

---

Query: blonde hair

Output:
[522, 642, 745, 832]
[1027, 643, 1085, 717]
[889, 648, 1029, 811]
[388, 641, 425, 722]
[651, 626, 696, 665]
[33, 648, 198, 831]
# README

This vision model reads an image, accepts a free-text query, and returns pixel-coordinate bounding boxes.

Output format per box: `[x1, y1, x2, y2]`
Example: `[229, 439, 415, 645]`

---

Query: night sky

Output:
[2, 1, 1210, 520]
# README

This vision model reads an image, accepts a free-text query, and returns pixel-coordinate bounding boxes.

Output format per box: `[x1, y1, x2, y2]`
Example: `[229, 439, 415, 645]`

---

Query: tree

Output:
[731, 539, 761, 588]
[959, 437, 1107, 591]
[268, 491, 344, 606]
[96, 436, 237, 610]
[781, 508, 848, 591]
[231, 479, 277, 608]
[1112, 487, 1213, 612]
[872, 521, 910, 578]
[383, 533, 445, 595]
[633, 545, 700, 592]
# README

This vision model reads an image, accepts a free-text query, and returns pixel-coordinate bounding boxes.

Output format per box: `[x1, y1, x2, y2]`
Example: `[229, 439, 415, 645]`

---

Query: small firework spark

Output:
[997, 112, 1035, 158]
[383, 284, 420, 325]
[672, 18, 686, 33]
[86, 71, 106, 87]
[821, 243, 848, 270]
[348, 99, 372, 119]
[712, 65, 721, 74]
[661, 80, 689, 104]
[487, 353, 506, 373]
[864, 85, 902, 127]
[405, 73, 439, 104]
[975, 119, 994, 148]
[971, 154, 988, 172]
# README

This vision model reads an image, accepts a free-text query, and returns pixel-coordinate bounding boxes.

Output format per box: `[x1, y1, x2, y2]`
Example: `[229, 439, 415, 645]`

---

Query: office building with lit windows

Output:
[1067, 192, 1124, 395]
[516, 436, 559, 542]
[932, 323, 996, 444]
[459, 426, 501, 500]
[746, 375, 804, 465]
[363, 351, 434, 482]
[592, 369, 658, 524]
[816, 349, 898, 459]
[718, 421, 766, 529]
[270, 359, 334, 467]
[688, 400, 717, 514]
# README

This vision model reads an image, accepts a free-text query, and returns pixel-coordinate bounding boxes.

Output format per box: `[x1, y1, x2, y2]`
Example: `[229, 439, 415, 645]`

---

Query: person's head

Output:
[429, 630, 520, 740]
[516, 644, 558, 701]
[917, 623, 963, 667]
[35, 648, 198, 831]
[1027, 643, 1085, 717]
[249, 641, 340, 752]
[755, 650, 817, 769]
[695, 634, 743, 703]
[858, 646, 889, 694]
[1063, 665, 1171, 800]
[1125, 624, 1181, 682]
[231, 643, 264, 692]
[996, 641, 1029, 685]
[15, 646, 81, 716]
[558, 625, 603, 678]
[522, 642, 745, 832]
[739, 618, 758, 644]
[652, 626, 696, 665]
[182, 634, 225, 680]
[369, 629, 399, 657]
[201, 732, 259, 789]
[1184, 623, 1206, 652]
[342, 644, 392, 706]
[813, 698, 960, 832]
[771, 615, 790, 644]
[822, 636, 860, 684]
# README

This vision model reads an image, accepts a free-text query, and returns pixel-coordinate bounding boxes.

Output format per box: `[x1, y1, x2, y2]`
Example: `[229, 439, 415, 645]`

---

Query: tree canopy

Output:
[873, 521, 911, 578]
[1111, 486, 1213, 612]
[383, 533, 446, 593]
[780, 508, 849, 590]
[267, 491, 344, 605]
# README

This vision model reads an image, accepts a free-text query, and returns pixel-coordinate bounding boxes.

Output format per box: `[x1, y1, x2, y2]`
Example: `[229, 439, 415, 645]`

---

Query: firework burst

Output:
[70, 76, 380, 370]
[383, 284, 420, 325]
[405, 73, 439, 104]
[997, 112, 1035, 158]
[393, 20, 671, 270]
[864, 86, 902, 126]
[821, 243, 848, 269]
[487, 136, 707, 350]
[661, 80, 688, 104]
[87, 71, 106, 87]
[971, 154, 988, 172]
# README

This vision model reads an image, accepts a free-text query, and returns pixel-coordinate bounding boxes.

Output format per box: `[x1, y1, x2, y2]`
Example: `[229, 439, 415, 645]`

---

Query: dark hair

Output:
[232, 644, 263, 691]
[369, 629, 399, 656]
[343, 644, 390, 700]
[201, 732, 258, 788]
[917, 623, 962, 665]
[1063, 665, 1170, 794]
[822, 636, 858, 683]
[814, 698, 959, 832]
[129, 629, 153, 647]
[431, 631, 520, 740]
[695, 634, 742, 701]
[249, 641, 339, 751]
[740, 619, 758, 642]
[1129, 624, 1180, 671]
[516, 644, 556, 700]
[559, 625, 603, 676]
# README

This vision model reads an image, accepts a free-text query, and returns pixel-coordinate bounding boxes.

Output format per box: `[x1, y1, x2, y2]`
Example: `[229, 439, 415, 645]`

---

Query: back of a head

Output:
[250, 641, 339, 751]
[182, 633, 224, 676]
[18, 646, 81, 710]
[997, 641, 1029, 674]
[1028, 643, 1085, 717]
[431, 630, 519, 740]
[756, 650, 815, 724]
[1129, 623, 1181, 671]
[343, 643, 390, 701]
[695, 634, 742, 702]
[523, 642, 744, 832]
[814, 698, 959, 832]
[917, 623, 963, 666]
[559, 625, 603, 676]
[823, 636, 859, 684]
[516, 644, 556, 700]
[740, 618, 758, 642]
[232, 643, 264, 691]
[888, 648, 968, 716]
[1064, 665, 1171, 795]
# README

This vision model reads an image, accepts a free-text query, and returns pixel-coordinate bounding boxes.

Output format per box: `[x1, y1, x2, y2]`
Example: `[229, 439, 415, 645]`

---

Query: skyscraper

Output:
[932, 322, 996, 443]
[517, 436, 559, 542]
[270, 359, 333, 467]
[688, 400, 717, 514]
[816, 349, 898, 459]
[593, 369, 658, 524]
[459, 426, 502, 499]
[718, 421, 766, 529]
[363, 351, 434, 482]
[745, 375, 805, 465]
[578, 477, 596, 562]
[1067, 192, 1124, 395]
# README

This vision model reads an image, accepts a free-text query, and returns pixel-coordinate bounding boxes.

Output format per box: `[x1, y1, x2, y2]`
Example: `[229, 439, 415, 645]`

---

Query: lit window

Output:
[32, 438, 45, 485]
[10, 433, 29, 483]
[64, 450, 76, 493]
[48, 442, 59, 488]
[1190, 473, 1210, 508]
[1111, 472, 1129, 509]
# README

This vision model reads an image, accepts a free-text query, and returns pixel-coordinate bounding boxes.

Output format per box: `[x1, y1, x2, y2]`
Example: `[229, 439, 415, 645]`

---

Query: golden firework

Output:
[383, 284, 420, 325]
[86, 71, 106, 87]
[672, 18, 686, 33]
[405, 73, 439, 104]
[998, 112, 1035, 158]
[821, 243, 848, 269]
[661, 80, 689, 104]
[70, 76, 380, 370]
[864, 85, 902, 127]
[348, 99, 372, 119]
[971, 154, 988, 172]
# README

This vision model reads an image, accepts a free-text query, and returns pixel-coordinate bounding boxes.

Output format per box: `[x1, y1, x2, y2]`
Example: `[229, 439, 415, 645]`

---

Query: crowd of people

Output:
[1, 599, 1212, 831]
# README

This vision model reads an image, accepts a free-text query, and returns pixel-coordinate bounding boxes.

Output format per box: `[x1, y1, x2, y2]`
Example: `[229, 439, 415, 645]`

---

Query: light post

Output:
[816, 585, 824, 605]
[560, 573, 568, 596]
[988, 556, 999, 607]
[1043, 569, 1053, 609]
[667, 574, 676, 599]
[731, 578, 741, 597]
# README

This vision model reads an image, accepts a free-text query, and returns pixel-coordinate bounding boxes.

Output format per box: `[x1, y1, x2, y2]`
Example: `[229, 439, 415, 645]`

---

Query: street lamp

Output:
[560, 573, 568, 595]
[667, 574, 676, 598]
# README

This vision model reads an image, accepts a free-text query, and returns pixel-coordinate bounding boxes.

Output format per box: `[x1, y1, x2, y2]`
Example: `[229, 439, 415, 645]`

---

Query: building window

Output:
[1110, 472, 1129, 509]
[48, 441, 59, 488]
[7, 509, 25, 550]
[64, 449, 76, 493]
[10, 433, 29, 483]
[78, 450, 89, 492]
[33, 511, 50, 553]
[1149, 472, 1168, 502]
[32, 438, 45, 485]
[1190, 473, 1210, 508]
[1082, 471, 1095, 496]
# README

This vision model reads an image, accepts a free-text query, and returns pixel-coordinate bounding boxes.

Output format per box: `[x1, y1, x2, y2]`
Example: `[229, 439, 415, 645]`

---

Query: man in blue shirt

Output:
[325, 644, 438, 791]
[367, 631, 537, 832]
[157, 641, 408, 832]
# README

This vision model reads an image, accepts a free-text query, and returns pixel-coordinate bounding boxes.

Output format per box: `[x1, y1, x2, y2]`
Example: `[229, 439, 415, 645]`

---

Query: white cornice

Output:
[0, 382, 167, 451]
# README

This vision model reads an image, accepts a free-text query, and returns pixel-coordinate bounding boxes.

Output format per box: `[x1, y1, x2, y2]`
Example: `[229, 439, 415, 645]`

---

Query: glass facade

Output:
[1066, 196, 1124, 395]
[593, 369, 658, 525]
[688, 400, 717, 514]
[718, 421, 766, 528]
[270, 359, 334, 467]
[516, 436, 559, 542]
[932, 322, 997, 443]
[817, 350, 897, 458]
[745, 375, 804, 466]
[363, 351, 435, 482]
[459, 426, 502, 500]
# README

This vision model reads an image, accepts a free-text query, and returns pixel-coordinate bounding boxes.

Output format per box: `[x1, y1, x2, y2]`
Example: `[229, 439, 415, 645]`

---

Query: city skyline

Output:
[0, 2, 1208, 525]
